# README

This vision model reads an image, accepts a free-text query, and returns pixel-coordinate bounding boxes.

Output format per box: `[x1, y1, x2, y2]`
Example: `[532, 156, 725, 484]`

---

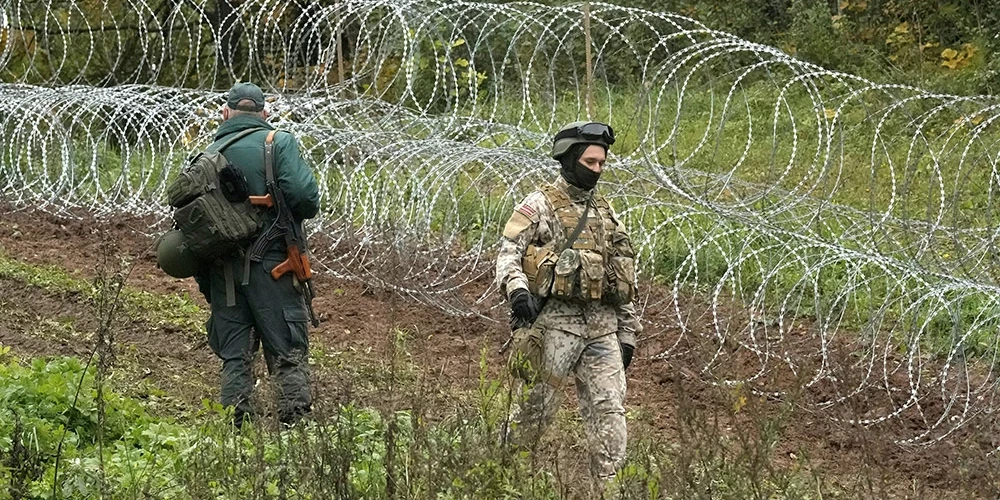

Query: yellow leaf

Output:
[733, 394, 747, 413]
[455, 58, 469, 68]
[961, 43, 976, 57]
[839, 0, 849, 10]
[941, 48, 959, 60]
[894, 22, 910, 34]
[824, 108, 837, 119]
[972, 115, 984, 125]
[941, 58, 959, 70]
[853, 0, 868, 10]
[452, 38, 466, 47]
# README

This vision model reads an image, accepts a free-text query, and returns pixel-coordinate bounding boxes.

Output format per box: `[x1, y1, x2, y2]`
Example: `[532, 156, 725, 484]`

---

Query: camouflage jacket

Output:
[495, 177, 642, 347]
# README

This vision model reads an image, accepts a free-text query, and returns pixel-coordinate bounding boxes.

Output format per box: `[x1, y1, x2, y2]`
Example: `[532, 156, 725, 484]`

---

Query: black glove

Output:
[620, 343, 634, 371]
[509, 288, 538, 327]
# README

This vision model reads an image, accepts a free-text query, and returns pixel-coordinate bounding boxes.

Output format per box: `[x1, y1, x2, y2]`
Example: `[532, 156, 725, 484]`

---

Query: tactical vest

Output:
[522, 184, 637, 306]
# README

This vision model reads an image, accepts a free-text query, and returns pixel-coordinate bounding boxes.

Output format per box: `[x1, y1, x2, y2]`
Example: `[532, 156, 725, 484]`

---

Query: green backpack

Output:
[166, 128, 264, 261]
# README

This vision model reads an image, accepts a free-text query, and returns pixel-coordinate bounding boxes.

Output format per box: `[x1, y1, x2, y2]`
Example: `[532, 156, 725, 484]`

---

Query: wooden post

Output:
[583, 1, 594, 119]
[336, 3, 345, 87]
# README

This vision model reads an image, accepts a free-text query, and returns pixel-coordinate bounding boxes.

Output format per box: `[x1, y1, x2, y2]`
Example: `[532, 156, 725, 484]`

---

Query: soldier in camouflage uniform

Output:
[496, 121, 642, 482]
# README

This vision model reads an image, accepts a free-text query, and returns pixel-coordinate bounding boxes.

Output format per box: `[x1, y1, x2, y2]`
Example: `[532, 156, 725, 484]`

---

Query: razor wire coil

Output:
[1, 0, 1000, 449]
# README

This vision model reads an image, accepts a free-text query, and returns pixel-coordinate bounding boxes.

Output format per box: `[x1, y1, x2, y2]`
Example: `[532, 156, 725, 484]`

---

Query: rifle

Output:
[249, 130, 320, 327]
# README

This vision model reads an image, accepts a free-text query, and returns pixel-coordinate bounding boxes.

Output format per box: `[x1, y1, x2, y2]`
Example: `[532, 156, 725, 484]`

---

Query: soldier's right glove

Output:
[620, 343, 634, 371]
[509, 288, 539, 327]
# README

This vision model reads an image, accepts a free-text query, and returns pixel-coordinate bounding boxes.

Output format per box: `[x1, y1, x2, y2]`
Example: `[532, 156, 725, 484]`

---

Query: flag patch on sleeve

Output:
[516, 204, 536, 218]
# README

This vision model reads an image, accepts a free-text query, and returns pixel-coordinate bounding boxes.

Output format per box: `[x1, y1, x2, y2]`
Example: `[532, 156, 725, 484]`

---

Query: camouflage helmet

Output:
[551, 121, 616, 159]
[156, 229, 199, 279]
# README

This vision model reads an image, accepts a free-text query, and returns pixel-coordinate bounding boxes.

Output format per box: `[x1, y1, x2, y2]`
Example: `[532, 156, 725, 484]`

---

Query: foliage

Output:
[0, 251, 206, 337]
[0, 355, 561, 499]
[0, 350, 875, 499]
[527, 0, 1000, 95]
[0, 356, 190, 499]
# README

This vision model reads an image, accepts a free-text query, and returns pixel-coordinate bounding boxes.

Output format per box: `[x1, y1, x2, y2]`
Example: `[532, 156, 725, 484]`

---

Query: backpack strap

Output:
[209, 127, 267, 154]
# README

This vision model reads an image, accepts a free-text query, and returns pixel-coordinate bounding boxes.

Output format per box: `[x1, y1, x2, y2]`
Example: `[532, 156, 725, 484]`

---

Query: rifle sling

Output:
[209, 126, 265, 305]
[241, 130, 280, 286]
[561, 194, 593, 252]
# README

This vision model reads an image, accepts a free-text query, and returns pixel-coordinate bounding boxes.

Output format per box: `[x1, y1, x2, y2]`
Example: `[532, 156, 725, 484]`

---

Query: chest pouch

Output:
[523, 245, 557, 298]
[552, 248, 581, 300]
[579, 250, 605, 301]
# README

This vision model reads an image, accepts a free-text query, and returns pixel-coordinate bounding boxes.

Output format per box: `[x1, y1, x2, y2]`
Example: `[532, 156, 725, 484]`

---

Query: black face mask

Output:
[566, 162, 601, 190]
[559, 143, 603, 190]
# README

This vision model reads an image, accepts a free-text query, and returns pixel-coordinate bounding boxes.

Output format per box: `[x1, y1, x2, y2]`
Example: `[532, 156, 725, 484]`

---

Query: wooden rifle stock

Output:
[249, 194, 273, 208]
[270, 244, 313, 282]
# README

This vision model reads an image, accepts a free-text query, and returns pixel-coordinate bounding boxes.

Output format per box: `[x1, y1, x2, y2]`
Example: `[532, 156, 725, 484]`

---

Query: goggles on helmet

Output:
[553, 122, 616, 146]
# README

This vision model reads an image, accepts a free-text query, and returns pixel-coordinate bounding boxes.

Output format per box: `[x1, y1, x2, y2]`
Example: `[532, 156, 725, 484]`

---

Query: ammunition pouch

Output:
[551, 248, 579, 299]
[579, 250, 605, 301]
[547, 248, 605, 303]
[507, 326, 545, 383]
[523, 244, 557, 298]
[602, 255, 637, 307]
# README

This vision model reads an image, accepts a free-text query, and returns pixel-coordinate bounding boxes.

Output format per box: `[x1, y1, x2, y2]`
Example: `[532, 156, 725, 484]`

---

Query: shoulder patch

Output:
[515, 204, 537, 219]
[503, 211, 534, 239]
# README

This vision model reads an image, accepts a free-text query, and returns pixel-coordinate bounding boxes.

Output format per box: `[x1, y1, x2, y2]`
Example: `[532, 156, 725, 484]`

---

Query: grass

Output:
[0, 250, 207, 340]
[0, 347, 861, 500]
[1, 244, 996, 498]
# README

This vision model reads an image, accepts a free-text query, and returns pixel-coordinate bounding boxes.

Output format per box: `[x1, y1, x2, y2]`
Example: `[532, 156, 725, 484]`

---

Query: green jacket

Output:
[209, 115, 320, 222]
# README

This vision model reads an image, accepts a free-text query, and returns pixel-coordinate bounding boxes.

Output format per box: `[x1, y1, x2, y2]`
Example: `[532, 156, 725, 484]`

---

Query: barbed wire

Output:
[2, 0, 1000, 448]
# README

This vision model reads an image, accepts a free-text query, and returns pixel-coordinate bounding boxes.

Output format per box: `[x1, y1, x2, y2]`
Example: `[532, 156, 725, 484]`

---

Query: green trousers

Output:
[204, 251, 312, 425]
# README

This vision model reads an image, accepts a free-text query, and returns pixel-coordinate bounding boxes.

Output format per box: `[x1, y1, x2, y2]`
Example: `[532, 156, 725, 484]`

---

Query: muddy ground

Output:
[0, 206, 997, 498]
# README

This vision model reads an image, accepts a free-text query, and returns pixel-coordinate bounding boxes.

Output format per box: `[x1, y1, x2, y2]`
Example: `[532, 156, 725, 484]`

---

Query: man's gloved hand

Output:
[620, 343, 634, 371]
[509, 288, 538, 327]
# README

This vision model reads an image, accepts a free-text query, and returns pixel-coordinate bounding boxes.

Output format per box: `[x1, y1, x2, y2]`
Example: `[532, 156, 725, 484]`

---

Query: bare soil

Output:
[0, 206, 995, 498]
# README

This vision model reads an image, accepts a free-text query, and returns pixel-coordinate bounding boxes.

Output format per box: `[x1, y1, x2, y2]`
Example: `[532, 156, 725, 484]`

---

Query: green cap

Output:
[226, 82, 265, 112]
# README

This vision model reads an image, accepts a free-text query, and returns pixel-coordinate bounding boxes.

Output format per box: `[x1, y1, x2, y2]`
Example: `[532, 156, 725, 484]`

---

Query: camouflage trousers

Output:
[205, 253, 312, 425]
[508, 328, 627, 479]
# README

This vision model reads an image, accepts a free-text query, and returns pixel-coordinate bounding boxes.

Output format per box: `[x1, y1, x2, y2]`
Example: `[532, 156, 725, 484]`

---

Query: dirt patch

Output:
[0, 205, 995, 497]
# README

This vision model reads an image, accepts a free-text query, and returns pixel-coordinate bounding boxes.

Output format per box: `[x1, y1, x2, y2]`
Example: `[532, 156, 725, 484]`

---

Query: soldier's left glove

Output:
[620, 343, 634, 370]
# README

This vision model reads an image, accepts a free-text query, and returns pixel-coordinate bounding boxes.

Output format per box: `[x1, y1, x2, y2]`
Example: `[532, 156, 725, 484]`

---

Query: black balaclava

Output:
[558, 143, 605, 191]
